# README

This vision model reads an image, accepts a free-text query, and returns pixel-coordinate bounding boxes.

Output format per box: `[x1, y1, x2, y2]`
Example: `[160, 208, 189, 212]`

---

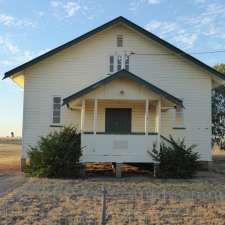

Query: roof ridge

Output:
[3, 16, 225, 81]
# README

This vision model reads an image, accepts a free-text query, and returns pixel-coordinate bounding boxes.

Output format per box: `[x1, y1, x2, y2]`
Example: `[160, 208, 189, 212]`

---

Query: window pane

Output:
[54, 104, 61, 110]
[110, 65, 114, 72]
[109, 56, 114, 72]
[117, 55, 122, 71]
[110, 55, 114, 64]
[54, 97, 61, 103]
[117, 35, 123, 47]
[53, 111, 60, 117]
[53, 117, 60, 124]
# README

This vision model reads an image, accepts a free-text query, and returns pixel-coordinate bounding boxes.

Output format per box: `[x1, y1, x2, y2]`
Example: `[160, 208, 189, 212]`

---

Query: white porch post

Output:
[93, 99, 98, 135]
[81, 99, 85, 133]
[156, 99, 161, 148]
[145, 99, 149, 135]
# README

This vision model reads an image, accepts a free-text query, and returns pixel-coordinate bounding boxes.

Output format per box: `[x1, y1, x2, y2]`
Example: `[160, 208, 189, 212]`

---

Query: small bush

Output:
[25, 126, 82, 178]
[149, 136, 199, 178]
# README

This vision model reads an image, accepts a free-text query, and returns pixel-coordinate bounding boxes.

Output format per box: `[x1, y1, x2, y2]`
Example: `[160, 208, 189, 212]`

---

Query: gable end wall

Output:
[22, 24, 212, 161]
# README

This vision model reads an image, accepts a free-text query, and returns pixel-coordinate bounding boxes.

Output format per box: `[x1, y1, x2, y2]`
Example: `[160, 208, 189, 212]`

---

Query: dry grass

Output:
[0, 144, 21, 172]
[0, 137, 22, 145]
[0, 174, 225, 224]
[0, 143, 225, 224]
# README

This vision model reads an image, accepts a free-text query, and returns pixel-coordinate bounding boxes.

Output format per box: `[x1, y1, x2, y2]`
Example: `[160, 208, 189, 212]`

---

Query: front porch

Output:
[63, 70, 183, 164]
[80, 99, 161, 163]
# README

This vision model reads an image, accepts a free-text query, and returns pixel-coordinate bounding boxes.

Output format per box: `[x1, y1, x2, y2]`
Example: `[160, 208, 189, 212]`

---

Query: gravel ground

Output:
[0, 173, 26, 197]
[0, 172, 225, 225]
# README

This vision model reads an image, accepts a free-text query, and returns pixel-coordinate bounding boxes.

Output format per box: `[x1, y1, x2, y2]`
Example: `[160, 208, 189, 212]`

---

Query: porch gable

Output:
[63, 70, 183, 107]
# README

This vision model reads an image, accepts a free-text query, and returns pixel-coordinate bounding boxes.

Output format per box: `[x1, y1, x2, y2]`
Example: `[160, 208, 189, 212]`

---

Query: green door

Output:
[105, 108, 131, 134]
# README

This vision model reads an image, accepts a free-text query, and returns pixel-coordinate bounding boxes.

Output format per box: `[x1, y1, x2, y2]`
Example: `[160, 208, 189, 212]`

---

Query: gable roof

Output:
[3, 16, 225, 81]
[63, 69, 183, 107]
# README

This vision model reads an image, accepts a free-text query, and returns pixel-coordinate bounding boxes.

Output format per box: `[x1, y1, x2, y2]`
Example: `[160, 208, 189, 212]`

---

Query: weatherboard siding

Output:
[22, 24, 212, 161]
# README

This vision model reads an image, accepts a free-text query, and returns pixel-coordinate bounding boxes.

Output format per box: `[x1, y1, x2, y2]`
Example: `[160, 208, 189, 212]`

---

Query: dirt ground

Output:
[0, 173, 225, 225]
[1, 143, 225, 224]
[0, 173, 26, 197]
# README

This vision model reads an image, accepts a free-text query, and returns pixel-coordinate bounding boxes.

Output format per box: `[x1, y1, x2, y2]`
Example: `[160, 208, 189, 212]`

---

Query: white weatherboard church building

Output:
[4, 17, 225, 170]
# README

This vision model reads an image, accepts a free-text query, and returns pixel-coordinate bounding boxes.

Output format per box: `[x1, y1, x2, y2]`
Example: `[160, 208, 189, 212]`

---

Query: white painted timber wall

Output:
[22, 23, 212, 161]
[81, 134, 158, 163]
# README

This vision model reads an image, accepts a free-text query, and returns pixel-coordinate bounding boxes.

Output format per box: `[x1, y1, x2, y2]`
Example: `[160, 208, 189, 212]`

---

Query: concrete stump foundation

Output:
[115, 163, 122, 178]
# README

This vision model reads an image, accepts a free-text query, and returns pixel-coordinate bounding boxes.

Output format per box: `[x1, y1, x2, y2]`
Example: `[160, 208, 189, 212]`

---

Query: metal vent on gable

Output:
[113, 140, 128, 149]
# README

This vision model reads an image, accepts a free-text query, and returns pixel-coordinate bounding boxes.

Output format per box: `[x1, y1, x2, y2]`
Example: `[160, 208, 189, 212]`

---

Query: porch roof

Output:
[63, 70, 183, 107]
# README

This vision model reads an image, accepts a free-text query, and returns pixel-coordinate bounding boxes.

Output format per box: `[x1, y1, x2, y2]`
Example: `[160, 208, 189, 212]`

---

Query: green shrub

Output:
[25, 126, 82, 178]
[149, 136, 199, 178]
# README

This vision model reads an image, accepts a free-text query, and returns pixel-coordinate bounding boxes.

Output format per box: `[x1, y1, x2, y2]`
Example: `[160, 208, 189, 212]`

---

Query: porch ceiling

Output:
[63, 70, 183, 108]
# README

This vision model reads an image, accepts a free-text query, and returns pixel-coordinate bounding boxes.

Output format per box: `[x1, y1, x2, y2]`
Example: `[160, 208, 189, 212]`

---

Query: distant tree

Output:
[10, 132, 14, 138]
[214, 64, 225, 74]
[212, 63, 225, 149]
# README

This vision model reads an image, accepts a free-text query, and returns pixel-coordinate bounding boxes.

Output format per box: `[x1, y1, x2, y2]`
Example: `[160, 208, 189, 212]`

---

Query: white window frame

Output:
[52, 96, 62, 125]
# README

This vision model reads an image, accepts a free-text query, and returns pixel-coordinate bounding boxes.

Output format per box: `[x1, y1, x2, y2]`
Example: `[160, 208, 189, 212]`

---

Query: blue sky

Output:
[1, 0, 225, 136]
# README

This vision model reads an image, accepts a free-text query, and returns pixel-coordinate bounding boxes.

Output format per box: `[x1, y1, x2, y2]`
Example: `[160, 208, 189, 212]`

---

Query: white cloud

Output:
[146, 20, 178, 34]
[129, 0, 161, 11]
[0, 37, 19, 54]
[145, 20, 198, 49]
[145, 2, 225, 50]
[193, 0, 207, 3]
[0, 14, 14, 26]
[51, 0, 60, 7]
[174, 33, 198, 49]
[0, 36, 51, 69]
[185, 3, 225, 39]
[0, 60, 12, 66]
[64, 1, 80, 17]
[0, 14, 35, 28]
[37, 11, 45, 17]
[51, 0, 80, 18]
[147, 0, 160, 4]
